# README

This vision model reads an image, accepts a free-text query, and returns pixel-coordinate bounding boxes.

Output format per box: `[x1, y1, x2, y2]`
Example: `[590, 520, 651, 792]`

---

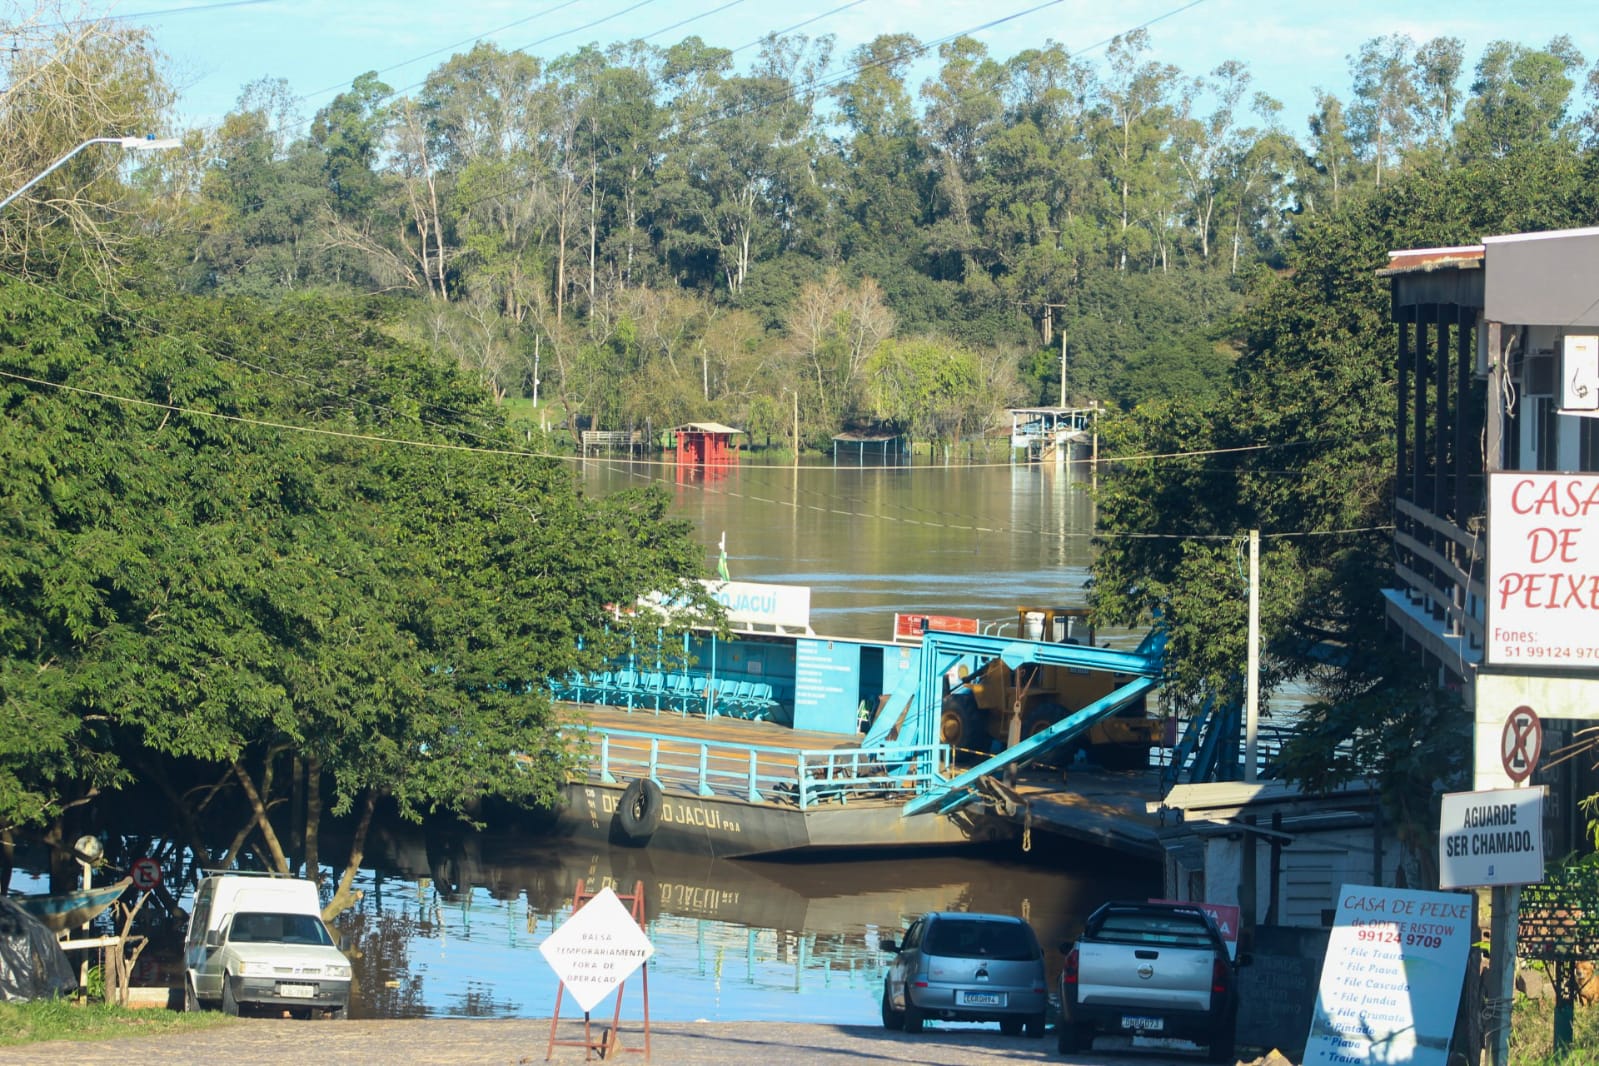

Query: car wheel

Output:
[880, 982, 903, 1031]
[327, 1005, 348, 1021]
[221, 975, 239, 1017]
[903, 994, 925, 1034]
[184, 976, 200, 1013]
[1057, 1021, 1092, 1054]
[1025, 1012, 1046, 1038]
[1208, 1017, 1236, 1063]
[1001, 1017, 1023, 1036]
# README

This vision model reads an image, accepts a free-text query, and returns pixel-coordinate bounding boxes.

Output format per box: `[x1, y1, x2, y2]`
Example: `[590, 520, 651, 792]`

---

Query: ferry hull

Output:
[554, 780, 1012, 859]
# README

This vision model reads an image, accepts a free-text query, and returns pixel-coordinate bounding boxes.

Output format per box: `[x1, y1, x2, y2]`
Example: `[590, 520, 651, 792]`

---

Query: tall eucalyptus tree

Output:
[1093, 30, 1178, 271]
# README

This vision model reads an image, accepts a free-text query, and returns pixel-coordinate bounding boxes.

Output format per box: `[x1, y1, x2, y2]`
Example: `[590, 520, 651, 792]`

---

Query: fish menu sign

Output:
[1303, 886, 1472, 1066]
[1487, 472, 1599, 667]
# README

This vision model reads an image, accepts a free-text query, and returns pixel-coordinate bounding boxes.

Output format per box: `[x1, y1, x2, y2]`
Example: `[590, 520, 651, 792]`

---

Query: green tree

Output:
[1457, 37, 1583, 159]
[1348, 35, 1422, 186]
[0, 16, 176, 283]
[0, 279, 711, 900]
[1092, 30, 1178, 271]
[864, 335, 984, 446]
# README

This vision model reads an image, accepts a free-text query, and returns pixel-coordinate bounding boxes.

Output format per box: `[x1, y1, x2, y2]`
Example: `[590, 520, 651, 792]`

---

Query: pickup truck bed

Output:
[1058, 901, 1237, 1062]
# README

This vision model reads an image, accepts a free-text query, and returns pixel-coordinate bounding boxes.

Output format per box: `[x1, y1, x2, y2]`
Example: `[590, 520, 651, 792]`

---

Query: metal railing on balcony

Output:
[1392, 497, 1487, 657]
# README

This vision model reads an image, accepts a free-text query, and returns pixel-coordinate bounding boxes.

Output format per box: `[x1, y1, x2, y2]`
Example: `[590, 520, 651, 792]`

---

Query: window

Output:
[925, 918, 1039, 961]
[1093, 911, 1215, 949]
[1581, 417, 1599, 472]
[228, 911, 334, 946]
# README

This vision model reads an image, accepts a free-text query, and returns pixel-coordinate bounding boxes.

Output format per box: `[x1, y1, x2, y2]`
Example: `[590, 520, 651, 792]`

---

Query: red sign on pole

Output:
[893, 613, 980, 642]
[1501, 705, 1542, 784]
[130, 857, 162, 891]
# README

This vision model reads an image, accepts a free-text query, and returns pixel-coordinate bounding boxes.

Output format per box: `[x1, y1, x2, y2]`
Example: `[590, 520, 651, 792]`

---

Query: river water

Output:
[577, 452, 1103, 641]
[17, 454, 1169, 1022]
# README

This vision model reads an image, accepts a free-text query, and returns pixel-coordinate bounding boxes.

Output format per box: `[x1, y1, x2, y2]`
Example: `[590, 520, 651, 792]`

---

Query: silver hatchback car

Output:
[880, 911, 1048, 1037]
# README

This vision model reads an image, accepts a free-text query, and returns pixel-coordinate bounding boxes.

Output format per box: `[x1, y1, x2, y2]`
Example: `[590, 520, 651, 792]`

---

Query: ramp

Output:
[902, 675, 1158, 815]
[899, 627, 1165, 817]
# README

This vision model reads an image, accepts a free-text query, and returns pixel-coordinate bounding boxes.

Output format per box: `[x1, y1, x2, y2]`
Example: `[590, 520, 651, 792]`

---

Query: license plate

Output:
[278, 983, 316, 999]
[956, 991, 1004, 1007]
[1122, 1014, 1164, 1032]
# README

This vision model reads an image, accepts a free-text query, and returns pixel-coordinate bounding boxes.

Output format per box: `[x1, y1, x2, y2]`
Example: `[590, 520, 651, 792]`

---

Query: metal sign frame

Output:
[544, 880, 652, 1061]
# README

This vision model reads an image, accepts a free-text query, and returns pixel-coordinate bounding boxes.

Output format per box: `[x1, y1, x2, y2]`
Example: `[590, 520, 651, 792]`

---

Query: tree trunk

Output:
[304, 755, 322, 882]
[323, 788, 378, 922]
[233, 759, 290, 874]
[289, 755, 305, 875]
[134, 754, 215, 875]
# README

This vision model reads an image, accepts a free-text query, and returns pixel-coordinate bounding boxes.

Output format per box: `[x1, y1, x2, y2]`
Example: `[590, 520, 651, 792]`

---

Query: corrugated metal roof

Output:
[1482, 223, 1599, 246]
[1378, 244, 1485, 277]
[1155, 779, 1371, 817]
[671, 422, 743, 434]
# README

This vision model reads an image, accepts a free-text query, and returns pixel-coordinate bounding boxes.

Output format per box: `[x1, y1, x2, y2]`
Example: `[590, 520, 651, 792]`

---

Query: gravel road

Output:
[10, 1018, 1216, 1066]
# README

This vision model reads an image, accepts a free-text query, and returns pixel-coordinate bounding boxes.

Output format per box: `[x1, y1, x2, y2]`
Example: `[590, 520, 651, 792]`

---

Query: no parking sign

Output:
[130, 857, 162, 891]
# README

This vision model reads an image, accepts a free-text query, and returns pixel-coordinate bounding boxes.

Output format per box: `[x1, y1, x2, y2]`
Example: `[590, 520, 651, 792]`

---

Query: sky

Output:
[65, 0, 1599, 134]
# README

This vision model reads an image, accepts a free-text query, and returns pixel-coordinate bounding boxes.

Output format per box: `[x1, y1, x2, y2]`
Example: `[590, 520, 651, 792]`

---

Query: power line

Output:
[1, 365, 1388, 545]
[39, 0, 277, 28]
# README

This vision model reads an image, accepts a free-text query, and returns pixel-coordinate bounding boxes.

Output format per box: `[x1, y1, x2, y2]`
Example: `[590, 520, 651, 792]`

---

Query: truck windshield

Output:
[925, 918, 1038, 960]
[228, 912, 335, 946]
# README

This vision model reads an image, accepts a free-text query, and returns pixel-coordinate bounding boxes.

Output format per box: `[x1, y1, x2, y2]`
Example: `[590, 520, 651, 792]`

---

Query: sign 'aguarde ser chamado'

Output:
[1438, 787, 1545, 890]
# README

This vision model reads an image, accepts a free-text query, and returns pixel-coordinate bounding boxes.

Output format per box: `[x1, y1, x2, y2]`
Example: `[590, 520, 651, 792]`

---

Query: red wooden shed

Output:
[671, 422, 743, 466]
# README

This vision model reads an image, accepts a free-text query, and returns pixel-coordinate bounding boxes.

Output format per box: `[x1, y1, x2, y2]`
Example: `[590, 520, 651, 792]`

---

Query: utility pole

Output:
[791, 389, 800, 460]
[1041, 303, 1068, 406]
[1060, 326, 1068, 407]
[1245, 529, 1260, 782]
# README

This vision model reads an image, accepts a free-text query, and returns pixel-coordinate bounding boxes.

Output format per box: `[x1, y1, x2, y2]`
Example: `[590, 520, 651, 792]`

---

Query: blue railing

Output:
[575, 726, 949, 809]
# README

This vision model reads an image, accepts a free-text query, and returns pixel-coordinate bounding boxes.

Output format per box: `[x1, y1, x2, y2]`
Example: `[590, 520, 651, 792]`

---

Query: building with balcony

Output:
[1382, 226, 1599, 856]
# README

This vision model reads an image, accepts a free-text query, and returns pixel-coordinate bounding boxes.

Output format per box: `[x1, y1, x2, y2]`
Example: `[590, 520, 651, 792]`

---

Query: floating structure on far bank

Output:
[1008, 405, 1100, 463]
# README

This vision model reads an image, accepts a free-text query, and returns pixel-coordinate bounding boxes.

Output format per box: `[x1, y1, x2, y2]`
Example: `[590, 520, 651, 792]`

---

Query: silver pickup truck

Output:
[1057, 900, 1238, 1061]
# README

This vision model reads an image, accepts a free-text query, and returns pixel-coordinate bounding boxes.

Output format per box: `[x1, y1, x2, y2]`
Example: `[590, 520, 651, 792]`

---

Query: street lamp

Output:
[0, 134, 183, 212]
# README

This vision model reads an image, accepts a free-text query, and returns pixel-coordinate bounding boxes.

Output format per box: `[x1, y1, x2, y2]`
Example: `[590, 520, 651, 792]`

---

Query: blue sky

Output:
[94, 0, 1599, 133]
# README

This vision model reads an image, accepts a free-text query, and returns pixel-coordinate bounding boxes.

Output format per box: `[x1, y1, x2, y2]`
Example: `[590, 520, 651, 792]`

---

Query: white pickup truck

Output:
[1057, 901, 1239, 1062]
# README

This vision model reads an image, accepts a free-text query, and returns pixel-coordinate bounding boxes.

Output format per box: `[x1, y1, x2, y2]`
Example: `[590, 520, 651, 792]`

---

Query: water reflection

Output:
[578, 457, 1101, 641]
[340, 830, 1158, 1021]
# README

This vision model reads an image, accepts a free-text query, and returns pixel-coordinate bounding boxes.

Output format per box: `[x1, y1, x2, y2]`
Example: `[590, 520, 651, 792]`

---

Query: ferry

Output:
[550, 581, 1168, 858]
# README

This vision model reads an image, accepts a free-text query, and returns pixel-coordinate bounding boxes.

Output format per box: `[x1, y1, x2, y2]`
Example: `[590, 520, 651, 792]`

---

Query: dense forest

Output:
[10, 18, 1598, 445]
[4, 7, 1599, 885]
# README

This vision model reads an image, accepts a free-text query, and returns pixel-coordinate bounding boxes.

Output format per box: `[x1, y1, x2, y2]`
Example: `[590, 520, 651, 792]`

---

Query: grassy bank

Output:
[1512, 996, 1599, 1066]
[0, 999, 230, 1046]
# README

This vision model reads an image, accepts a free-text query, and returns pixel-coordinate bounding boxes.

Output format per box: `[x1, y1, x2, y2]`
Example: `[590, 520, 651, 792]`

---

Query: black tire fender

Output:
[617, 778, 665, 841]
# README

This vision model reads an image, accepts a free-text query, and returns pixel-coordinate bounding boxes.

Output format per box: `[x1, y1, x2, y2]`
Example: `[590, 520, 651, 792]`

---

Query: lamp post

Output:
[0, 134, 183, 212]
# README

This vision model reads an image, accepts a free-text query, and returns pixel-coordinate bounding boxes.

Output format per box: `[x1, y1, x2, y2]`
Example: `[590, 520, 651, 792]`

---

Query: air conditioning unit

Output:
[1522, 349, 1556, 397]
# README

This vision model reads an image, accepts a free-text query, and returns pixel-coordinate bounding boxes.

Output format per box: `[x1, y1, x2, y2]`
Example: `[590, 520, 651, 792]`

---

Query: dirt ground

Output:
[10, 1018, 1210, 1065]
